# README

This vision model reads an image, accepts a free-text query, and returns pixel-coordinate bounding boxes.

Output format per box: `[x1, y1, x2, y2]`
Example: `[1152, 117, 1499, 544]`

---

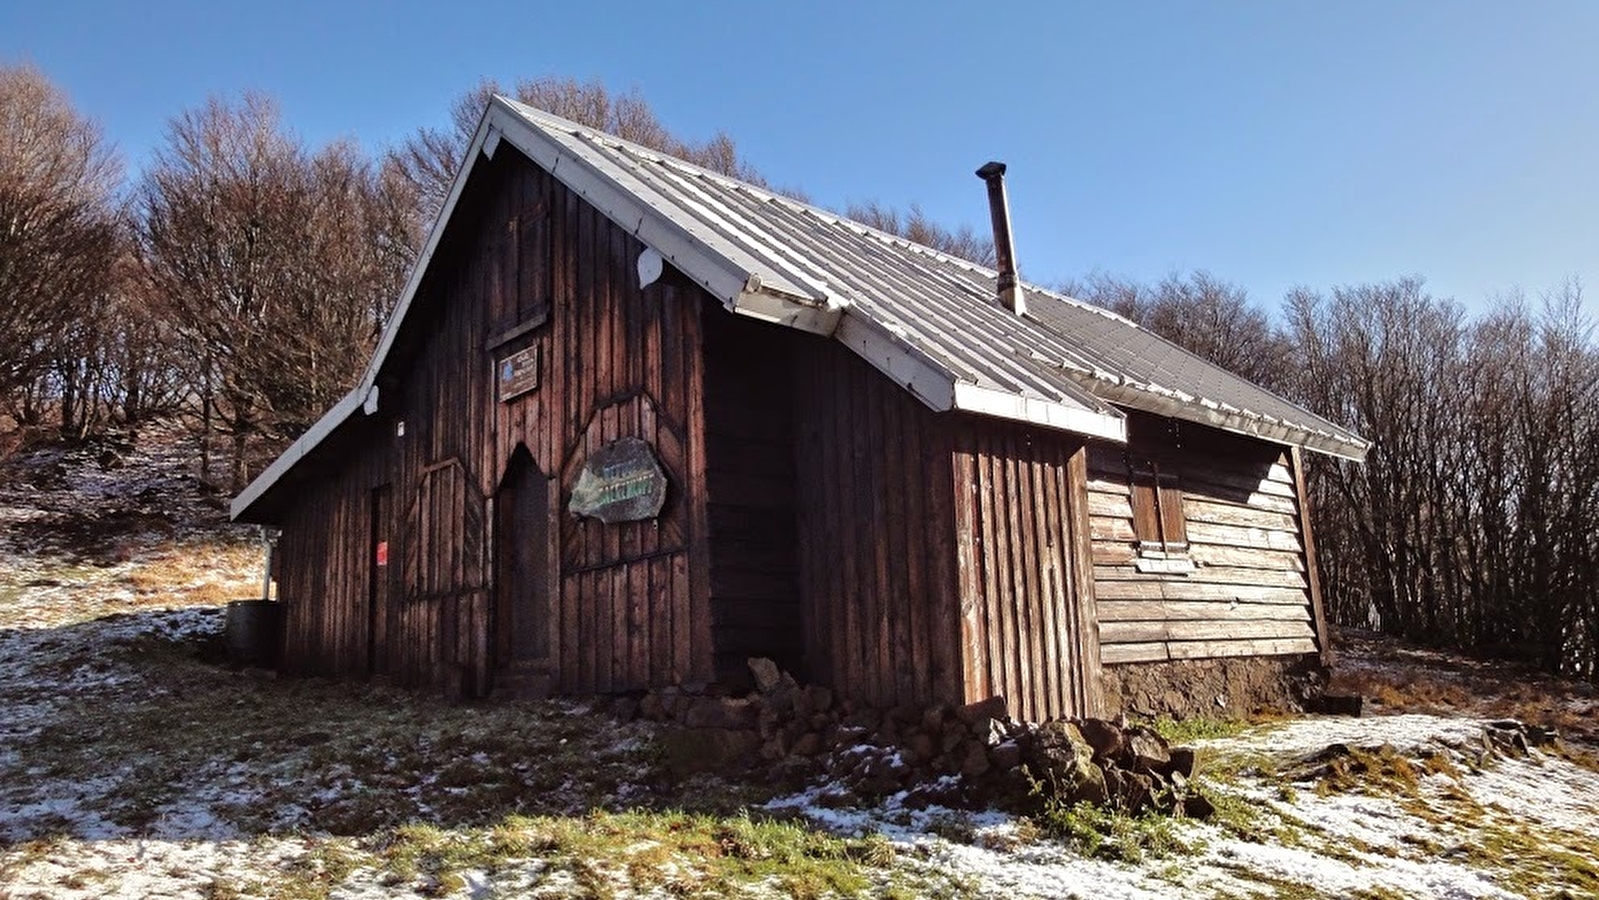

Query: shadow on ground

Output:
[0, 606, 774, 849]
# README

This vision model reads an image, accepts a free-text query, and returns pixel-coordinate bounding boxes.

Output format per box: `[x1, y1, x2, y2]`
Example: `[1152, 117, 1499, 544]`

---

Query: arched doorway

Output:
[495, 446, 554, 697]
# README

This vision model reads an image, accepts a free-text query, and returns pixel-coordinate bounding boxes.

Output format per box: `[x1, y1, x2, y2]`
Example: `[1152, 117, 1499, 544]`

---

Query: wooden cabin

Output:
[232, 99, 1367, 722]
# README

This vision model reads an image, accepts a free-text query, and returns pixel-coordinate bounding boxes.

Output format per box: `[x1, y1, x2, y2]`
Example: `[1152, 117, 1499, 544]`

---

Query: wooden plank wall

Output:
[1086, 416, 1320, 665]
[791, 335, 963, 709]
[701, 309, 802, 681]
[951, 419, 1104, 722]
[275, 424, 392, 679]
[272, 147, 714, 693]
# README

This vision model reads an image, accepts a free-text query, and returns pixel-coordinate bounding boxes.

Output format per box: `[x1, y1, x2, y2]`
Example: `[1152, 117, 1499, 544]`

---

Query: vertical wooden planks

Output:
[1291, 446, 1333, 667]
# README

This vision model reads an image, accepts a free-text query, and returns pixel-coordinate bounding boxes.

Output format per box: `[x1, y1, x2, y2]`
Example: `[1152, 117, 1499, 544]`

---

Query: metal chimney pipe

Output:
[975, 161, 1026, 316]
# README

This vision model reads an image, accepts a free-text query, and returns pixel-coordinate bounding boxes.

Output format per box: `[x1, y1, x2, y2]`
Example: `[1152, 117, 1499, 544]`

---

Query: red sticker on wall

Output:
[375, 541, 389, 567]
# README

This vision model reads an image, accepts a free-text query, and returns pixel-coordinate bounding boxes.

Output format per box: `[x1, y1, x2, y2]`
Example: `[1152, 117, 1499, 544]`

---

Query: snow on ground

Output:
[3, 426, 1598, 898]
[765, 711, 1599, 900]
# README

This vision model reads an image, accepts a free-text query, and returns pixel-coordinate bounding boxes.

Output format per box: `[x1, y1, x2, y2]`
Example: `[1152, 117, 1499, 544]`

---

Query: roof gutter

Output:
[1084, 378, 1369, 461]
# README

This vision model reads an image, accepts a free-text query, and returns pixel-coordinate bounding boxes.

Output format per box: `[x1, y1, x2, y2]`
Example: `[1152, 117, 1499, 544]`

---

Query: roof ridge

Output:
[499, 97, 1135, 328]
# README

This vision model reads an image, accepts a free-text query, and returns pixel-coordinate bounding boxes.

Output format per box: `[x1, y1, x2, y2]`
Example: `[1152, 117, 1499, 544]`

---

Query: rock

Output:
[862, 753, 910, 795]
[760, 736, 787, 761]
[807, 685, 834, 713]
[921, 705, 948, 733]
[844, 708, 882, 732]
[955, 695, 1008, 727]
[889, 703, 923, 727]
[1311, 692, 1365, 716]
[833, 724, 870, 746]
[1076, 718, 1126, 759]
[683, 696, 758, 730]
[988, 740, 1022, 770]
[815, 787, 858, 809]
[1032, 720, 1096, 766]
[1166, 746, 1197, 779]
[1108, 768, 1155, 811]
[1066, 760, 1109, 806]
[876, 718, 900, 745]
[661, 728, 760, 776]
[1182, 792, 1216, 819]
[984, 718, 1008, 747]
[782, 718, 810, 743]
[941, 729, 966, 754]
[790, 732, 823, 757]
[960, 741, 992, 778]
[1027, 721, 1108, 806]
[906, 731, 936, 765]
[1525, 724, 1561, 747]
[1124, 727, 1171, 771]
[639, 691, 666, 721]
[748, 657, 784, 693]
[1484, 722, 1530, 757]
[610, 695, 640, 723]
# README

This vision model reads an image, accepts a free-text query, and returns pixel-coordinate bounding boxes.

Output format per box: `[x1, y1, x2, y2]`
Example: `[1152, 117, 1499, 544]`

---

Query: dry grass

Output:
[1330, 629, 1599, 746]
[118, 539, 262, 605]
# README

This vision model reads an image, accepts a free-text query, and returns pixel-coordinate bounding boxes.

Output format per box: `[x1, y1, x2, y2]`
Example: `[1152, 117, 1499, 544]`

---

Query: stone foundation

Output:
[596, 658, 1212, 818]
[1102, 654, 1328, 720]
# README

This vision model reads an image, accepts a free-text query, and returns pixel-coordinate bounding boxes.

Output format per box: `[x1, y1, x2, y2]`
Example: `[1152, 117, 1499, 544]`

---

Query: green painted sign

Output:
[568, 437, 668, 523]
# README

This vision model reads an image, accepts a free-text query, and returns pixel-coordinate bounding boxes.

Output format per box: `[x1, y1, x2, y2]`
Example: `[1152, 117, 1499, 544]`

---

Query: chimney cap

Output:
[975, 161, 1007, 180]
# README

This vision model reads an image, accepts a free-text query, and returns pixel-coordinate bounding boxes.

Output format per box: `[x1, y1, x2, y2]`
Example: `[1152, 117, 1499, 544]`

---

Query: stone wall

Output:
[1101, 654, 1327, 720]
[600, 658, 1212, 818]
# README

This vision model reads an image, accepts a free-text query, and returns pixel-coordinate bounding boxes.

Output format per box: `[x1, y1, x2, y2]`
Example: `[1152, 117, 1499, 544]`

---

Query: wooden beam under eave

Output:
[1290, 445, 1335, 667]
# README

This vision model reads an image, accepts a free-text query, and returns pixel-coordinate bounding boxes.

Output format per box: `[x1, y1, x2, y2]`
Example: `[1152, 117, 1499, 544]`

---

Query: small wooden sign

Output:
[497, 344, 540, 402]
[568, 437, 669, 524]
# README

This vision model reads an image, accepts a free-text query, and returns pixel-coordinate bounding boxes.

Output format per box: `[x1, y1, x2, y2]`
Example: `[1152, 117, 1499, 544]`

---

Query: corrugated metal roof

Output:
[232, 98, 1365, 522]
[501, 98, 1367, 460]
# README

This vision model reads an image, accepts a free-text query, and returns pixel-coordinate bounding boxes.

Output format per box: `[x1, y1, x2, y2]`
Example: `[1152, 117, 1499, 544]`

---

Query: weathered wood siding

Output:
[952, 420, 1104, 722]
[791, 336, 964, 709]
[274, 147, 713, 693]
[702, 309, 801, 681]
[1087, 415, 1324, 665]
[276, 424, 392, 679]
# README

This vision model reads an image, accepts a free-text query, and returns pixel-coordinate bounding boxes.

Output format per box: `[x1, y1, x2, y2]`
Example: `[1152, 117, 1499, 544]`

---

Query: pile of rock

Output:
[609, 658, 1211, 818]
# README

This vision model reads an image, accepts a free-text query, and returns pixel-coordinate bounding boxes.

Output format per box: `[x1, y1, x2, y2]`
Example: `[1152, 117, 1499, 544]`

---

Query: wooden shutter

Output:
[1130, 459, 1188, 551]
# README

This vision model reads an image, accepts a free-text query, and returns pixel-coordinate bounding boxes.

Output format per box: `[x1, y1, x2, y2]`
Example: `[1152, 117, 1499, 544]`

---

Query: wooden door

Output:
[495, 450, 553, 693]
[368, 484, 391, 676]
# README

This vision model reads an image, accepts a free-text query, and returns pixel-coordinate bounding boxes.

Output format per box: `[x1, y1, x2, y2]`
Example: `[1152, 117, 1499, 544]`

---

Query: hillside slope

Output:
[1, 424, 1595, 899]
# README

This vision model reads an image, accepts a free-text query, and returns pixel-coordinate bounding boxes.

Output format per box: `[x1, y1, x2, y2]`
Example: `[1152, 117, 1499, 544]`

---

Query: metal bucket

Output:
[225, 599, 284, 667]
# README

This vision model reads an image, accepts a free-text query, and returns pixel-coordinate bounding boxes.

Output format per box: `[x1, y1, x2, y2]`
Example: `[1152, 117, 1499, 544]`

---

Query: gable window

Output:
[1129, 458, 1194, 574]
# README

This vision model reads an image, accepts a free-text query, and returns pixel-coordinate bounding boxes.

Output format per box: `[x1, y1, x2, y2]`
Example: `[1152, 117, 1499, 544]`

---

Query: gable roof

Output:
[232, 97, 1366, 522]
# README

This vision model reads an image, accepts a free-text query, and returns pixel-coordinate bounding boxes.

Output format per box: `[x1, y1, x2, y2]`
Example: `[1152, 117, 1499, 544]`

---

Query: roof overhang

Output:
[1085, 378, 1369, 461]
[234, 97, 1344, 521]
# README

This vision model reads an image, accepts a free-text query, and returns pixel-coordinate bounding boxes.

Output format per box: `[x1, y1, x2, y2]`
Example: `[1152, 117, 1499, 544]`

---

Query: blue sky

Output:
[5, 0, 1597, 317]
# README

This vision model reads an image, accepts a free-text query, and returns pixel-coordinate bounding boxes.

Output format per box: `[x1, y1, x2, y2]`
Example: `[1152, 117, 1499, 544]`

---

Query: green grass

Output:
[353, 810, 974, 900]
[1145, 716, 1252, 745]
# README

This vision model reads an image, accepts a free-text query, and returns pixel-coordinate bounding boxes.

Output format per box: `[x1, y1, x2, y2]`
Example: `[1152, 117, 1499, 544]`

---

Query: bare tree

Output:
[0, 64, 121, 428]
[389, 76, 767, 242]
[846, 200, 996, 266]
[138, 94, 404, 489]
[1061, 270, 1284, 384]
[1281, 277, 1599, 679]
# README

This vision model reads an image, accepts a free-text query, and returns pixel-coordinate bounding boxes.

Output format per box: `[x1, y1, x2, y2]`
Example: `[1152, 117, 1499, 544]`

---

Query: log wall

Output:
[1087, 415, 1325, 666]
[273, 147, 713, 693]
[952, 420, 1104, 722]
[791, 335, 964, 709]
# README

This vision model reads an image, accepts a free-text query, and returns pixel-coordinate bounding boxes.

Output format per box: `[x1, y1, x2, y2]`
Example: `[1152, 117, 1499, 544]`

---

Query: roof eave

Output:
[1091, 381, 1369, 461]
[230, 385, 371, 522]
[953, 383, 1127, 443]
